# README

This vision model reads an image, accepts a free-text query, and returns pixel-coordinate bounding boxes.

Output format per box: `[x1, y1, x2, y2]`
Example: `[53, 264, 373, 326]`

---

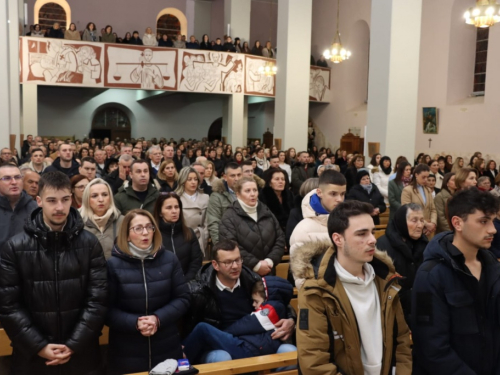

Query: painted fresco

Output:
[105, 44, 178, 90]
[20, 37, 330, 102]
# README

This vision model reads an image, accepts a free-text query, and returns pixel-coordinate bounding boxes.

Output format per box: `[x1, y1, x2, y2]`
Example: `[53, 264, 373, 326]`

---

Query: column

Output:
[274, 0, 312, 151]
[22, 85, 38, 138]
[9, 0, 22, 150]
[224, 0, 251, 42]
[222, 95, 248, 148]
[0, 1, 11, 146]
[365, 0, 422, 160]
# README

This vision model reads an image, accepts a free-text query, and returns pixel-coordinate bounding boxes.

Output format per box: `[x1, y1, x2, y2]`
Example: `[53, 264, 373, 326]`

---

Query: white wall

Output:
[37, 87, 225, 141]
[248, 101, 274, 140]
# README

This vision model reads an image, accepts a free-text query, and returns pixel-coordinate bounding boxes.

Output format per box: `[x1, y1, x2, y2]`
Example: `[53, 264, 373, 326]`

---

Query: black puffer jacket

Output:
[43, 157, 81, 178]
[259, 185, 294, 231]
[159, 220, 203, 281]
[106, 245, 190, 375]
[185, 263, 261, 334]
[219, 201, 285, 271]
[0, 207, 108, 375]
[346, 184, 386, 225]
[0, 190, 37, 250]
[376, 215, 428, 327]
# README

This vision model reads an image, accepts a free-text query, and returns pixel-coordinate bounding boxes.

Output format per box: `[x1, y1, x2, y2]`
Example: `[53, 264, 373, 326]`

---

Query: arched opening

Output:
[157, 14, 181, 39]
[156, 8, 188, 37]
[208, 118, 222, 142]
[34, 0, 71, 29]
[91, 106, 131, 142]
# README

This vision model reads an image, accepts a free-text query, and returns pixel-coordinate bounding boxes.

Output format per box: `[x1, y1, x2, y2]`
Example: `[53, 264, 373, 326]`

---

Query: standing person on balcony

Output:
[173, 34, 186, 49]
[0, 171, 108, 375]
[262, 41, 275, 58]
[200, 34, 212, 50]
[82, 22, 98, 42]
[64, 23, 81, 41]
[101, 25, 116, 43]
[186, 35, 200, 49]
[46, 22, 64, 39]
[251, 40, 263, 56]
[130, 31, 143, 45]
[223, 36, 237, 52]
[143, 27, 157, 46]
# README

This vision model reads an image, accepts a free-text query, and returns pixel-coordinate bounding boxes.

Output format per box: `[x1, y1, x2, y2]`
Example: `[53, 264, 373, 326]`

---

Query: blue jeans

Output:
[183, 323, 260, 364]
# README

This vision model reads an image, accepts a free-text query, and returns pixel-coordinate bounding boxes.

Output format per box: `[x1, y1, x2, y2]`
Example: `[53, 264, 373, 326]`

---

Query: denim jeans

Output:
[183, 323, 260, 364]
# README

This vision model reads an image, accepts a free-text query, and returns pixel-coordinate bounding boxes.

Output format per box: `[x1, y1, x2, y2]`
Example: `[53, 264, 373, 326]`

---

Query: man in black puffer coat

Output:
[0, 172, 108, 375]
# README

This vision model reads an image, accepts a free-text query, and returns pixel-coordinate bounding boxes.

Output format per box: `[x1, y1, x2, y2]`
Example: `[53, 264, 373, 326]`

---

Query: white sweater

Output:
[335, 258, 383, 375]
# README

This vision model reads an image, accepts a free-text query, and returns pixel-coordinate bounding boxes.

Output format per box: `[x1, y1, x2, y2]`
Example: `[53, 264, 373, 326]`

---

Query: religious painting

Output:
[179, 50, 244, 93]
[21, 37, 103, 86]
[309, 66, 331, 102]
[104, 45, 178, 90]
[244, 55, 276, 97]
[423, 107, 438, 134]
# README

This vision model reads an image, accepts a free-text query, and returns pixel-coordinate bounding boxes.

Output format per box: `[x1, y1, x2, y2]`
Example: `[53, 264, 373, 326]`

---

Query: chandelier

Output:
[258, 61, 277, 76]
[464, 0, 500, 28]
[323, 0, 351, 63]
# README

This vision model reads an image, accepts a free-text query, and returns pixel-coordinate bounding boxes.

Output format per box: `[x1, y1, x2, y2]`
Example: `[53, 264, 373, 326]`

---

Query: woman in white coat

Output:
[372, 156, 392, 204]
[175, 167, 210, 255]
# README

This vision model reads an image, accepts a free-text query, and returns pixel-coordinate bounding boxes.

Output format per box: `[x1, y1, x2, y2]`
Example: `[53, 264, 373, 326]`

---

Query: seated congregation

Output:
[0, 134, 499, 374]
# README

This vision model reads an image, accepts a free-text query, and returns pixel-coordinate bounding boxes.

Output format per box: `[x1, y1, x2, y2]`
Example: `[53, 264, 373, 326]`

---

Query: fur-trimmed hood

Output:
[290, 240, 396, 285]
[211, 178, 229, 194]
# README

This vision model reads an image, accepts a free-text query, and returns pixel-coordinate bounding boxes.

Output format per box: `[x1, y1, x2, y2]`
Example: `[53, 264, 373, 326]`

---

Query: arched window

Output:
[157, 14, 181, 39]
[38, 2, 67, 32]
[91, 107, 131, 141]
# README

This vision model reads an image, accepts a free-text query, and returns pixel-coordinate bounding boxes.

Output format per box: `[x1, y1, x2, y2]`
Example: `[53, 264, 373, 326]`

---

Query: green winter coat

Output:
[113, 183, 159, 216]
[206, 179, 235, 244]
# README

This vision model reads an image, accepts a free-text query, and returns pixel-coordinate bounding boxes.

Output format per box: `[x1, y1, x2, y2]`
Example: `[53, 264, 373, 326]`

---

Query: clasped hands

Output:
[137, 315, 159, 337]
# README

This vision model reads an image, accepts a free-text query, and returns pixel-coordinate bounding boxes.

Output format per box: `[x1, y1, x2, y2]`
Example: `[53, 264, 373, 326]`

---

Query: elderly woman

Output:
[377, 203, 428, 327]
[434, 172, 455, 233]
[70, 175, 89, 209]
[106, 209, 190, 375]
[219, 177, 285, 276]
[259, 168, 294, 232]
[79, 178, 124, 259]
[175, 167, 210, 254]
[477, 176, 492, 192]
[154, 159, 178, 192]
[401, 164, 437, 237]
[346, 170, 386, 224]
[153, 192, 203, 281]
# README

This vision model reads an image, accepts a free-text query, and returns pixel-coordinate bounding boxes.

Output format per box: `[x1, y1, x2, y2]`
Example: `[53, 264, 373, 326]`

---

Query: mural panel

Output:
[309, 66, 331, 102]
[244, 55, 276, 97]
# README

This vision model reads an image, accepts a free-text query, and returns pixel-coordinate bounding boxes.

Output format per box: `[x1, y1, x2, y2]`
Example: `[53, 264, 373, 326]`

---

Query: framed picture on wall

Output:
[423, 107, 438, 134]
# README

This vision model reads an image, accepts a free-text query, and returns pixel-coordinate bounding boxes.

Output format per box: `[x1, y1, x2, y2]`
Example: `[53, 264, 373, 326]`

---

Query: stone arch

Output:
[90, 103, 136, 141]
[34, 0, 71, 26]
[156, 8, 188, 37]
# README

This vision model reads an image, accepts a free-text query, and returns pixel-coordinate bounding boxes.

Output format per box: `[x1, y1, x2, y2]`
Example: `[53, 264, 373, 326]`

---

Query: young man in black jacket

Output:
[412, 188, 500, 374]
[0, 171, 108, 375]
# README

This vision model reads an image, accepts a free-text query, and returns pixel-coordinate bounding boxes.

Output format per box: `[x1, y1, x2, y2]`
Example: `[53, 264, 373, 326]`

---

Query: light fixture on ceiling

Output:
[258, 61, 277, 76]
[323, 0, 351, 64]
[464, 0, 500, 28]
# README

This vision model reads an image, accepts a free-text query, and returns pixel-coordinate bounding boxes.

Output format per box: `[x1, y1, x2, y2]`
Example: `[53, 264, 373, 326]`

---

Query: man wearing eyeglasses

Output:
[186, 239, 296, 364]
[0, 164, 38, 250]
[0, 148, 14, 164]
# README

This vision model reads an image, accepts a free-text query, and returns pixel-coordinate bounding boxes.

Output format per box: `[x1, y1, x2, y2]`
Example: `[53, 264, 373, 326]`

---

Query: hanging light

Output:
[464, 0, 500, 28]
[323, 0, 351, 63]
[258, 61, 277, 76]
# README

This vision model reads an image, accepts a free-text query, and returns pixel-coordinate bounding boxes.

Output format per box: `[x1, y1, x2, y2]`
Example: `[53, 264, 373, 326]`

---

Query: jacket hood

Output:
[229, 199, 273, 220]
[211, 178, 229, 194]
[159, 218, 183, 236]
[24, 206, 85, 250]
[262, 275, 293, 306]
[301, 189, 329, 221]
[0, 190, 33, 211]
[51, 157, 80, 172]
[291, 240, 396, 283]
[253, 174, 266, 189]
[422, 231, 455, 264]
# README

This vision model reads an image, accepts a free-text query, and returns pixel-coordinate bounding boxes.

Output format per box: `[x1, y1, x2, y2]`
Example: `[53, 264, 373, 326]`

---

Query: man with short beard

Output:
[43, 143, 80, 178]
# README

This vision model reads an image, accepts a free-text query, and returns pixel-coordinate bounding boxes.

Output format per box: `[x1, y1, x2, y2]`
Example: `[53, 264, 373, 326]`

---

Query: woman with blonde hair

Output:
[175, 167, 210, 254]
[450, 157, 464, 174]
[106, 209, 190, 374]
[80, 178, 124, 259]
[202, 160, 219, 186]
[454, 168, 477, 192]
[154, 159, 178, 192]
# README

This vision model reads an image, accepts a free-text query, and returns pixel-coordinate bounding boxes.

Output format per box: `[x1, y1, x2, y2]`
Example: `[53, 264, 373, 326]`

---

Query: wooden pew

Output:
[374, 230, 386, 240]
[276, 262, 290, 280]
[128, 351, 298, 375]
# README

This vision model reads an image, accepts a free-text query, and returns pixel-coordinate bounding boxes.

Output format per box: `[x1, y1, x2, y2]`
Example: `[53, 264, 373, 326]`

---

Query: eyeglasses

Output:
[217, 258, 243, 268]
[74, 184, 88, 190]
[0, 175, 22, 183]
[129, 225, 156, 234]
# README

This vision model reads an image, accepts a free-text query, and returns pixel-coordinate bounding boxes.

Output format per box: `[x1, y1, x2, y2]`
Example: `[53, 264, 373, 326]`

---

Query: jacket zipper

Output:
[54, 232, 62, 343]
[171, 225, 176, 254]
[140, 260, 152, 371]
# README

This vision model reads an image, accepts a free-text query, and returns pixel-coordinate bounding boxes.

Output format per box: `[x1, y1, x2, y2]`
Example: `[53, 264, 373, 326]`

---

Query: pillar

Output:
[187, 0, 212, 40]
[222, 95, 248, 148]
[224, 0, 251, 42]
[365, 0, 422, 160]
[22, 85, 38, 138]
[0, 1, 11, 146]
[274, 0, 312, 151]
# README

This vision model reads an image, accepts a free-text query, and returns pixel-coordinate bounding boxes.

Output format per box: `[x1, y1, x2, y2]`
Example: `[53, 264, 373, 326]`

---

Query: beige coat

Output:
[181, 192, 210, 254]
[434, 188, 452, 233]
[292, 241, 412, 375]
[401, 185, 437, 225]
[84, 214, 124, 259]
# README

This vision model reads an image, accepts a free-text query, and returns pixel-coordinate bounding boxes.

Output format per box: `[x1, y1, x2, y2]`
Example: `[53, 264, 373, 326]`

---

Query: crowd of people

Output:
[0, 133, 499, 374]
[26, 22, 333, 66]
